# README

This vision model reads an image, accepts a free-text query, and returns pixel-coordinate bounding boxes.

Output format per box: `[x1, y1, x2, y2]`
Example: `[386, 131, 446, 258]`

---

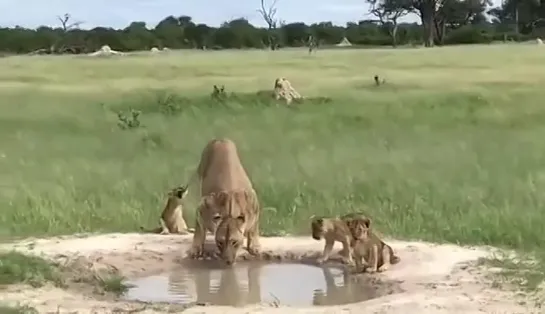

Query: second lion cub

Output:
[347, 217, 400, 273]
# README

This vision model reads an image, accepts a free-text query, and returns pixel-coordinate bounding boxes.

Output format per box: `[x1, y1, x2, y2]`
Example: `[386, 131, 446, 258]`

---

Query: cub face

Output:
[347, 217, 371, 241]
[164, 186, 188, 209]
[310, 217, 326, 240]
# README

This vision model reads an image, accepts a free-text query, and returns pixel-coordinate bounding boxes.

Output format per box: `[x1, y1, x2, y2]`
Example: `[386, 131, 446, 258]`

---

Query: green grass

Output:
[1, 46, 545, 277]
[0, 250, 129, 298]
[0, 304, 38, 314]
[0, 251, 62, 287]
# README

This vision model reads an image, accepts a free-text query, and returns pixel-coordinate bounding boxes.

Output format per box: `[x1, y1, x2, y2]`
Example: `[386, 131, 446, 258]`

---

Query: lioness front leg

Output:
[189, 217, 206, 258]
[366, 245, 379, 273]
[378, 246, 392, 272]
[246, 224, 261, 255]
[317, 238, 334, 264]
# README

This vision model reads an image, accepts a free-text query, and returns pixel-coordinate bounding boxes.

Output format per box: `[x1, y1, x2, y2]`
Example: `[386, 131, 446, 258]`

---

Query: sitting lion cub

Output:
[140, 186, 190, 235]
[310, 212, 367, 265]
[347, 217, 400, 273]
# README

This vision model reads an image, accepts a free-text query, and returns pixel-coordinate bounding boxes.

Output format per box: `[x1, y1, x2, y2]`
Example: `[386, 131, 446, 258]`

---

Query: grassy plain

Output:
[0, 45, 544, 260]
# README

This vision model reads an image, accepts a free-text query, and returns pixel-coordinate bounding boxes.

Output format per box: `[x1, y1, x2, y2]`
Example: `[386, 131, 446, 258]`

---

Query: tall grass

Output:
[0, 46, 545, 260]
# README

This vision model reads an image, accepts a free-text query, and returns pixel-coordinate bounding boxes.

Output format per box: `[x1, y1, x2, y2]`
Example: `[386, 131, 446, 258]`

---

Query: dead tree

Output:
[257, 0, 279, 50]
[57, 13, 83, 32]
[53, 13, 83, 54]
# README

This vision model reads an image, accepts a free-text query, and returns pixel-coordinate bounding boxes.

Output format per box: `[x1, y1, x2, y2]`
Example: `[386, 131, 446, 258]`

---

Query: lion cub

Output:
[310, 212, 366, 265]
[347, 217, 400, 273]
[140, 186, 190, 235]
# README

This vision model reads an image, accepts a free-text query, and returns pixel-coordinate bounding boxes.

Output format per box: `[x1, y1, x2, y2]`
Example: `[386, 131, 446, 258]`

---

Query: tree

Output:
[409, 0, 444, 47]
[368, 0, 411, 46]
[57, 13, 82, 32]
[433, 0, 491, 44]
[257, 0, 279, 49]
[489, 0, 543, 34]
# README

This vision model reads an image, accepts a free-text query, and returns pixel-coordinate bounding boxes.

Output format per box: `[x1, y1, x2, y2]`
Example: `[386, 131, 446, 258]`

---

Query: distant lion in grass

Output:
[274, 77, 302, 105]
[185, 138, 261, 265]
[140, 186, 191, 234]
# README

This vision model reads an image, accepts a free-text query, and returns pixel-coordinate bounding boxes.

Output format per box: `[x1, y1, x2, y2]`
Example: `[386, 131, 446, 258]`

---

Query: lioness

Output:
[140, 186, 190, 234]
[310, 212, 366, 265]
[185, 138, 261, 265]
[347, 217, 400, 273]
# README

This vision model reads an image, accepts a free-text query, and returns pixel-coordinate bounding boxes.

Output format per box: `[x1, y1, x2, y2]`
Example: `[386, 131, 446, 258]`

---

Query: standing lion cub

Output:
[310, 212, 367, 265]
[183, 138, 261, 266]
[346, 217, 400, 273]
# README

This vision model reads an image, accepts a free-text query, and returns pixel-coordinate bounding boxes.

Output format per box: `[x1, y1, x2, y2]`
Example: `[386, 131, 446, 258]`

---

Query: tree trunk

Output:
[419, 9, 435, 47]
[433, 18, 446, 45]
[391, 24, 398, 47]
[514, 5, 519, 35]
[423, 18, 435, 47]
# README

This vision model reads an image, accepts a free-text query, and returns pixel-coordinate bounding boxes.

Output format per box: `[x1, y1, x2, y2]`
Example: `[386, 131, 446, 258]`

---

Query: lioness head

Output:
[347, 217, 371, 241]
[215, 214, 247, 265]
[311, 217, 327, 240]
[202, 190, 256, 231]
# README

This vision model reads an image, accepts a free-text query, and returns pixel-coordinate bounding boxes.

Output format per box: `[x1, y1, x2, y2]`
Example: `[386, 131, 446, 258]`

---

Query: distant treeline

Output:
[1, 0, 544, 54]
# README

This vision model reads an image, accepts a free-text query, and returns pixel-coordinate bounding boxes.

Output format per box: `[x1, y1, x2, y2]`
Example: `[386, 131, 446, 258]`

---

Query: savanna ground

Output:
[1, 45, 545, 313]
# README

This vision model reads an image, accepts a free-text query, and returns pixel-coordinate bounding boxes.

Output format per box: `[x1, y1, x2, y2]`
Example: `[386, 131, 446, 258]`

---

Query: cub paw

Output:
[378, 264, 390, 272]
[341, 256, 354, 266]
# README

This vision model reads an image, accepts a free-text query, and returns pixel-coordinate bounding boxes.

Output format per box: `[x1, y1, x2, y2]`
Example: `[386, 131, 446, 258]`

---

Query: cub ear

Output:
[312, 215, 324, 225]
[361, 217, 371, 228]
[236, 215, 246, 224]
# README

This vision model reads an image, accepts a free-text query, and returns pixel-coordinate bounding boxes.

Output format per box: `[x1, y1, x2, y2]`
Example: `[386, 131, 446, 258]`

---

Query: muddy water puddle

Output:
[124, 262, 403, 307]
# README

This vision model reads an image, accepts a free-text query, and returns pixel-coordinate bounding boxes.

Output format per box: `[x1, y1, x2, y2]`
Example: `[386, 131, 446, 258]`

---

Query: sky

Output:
[0, 0, 504, 30]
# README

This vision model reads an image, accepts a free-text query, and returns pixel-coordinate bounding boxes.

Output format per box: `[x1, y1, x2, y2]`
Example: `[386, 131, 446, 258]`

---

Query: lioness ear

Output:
[362, 217, 371, 228]
[216, 191, 229, 206]
[236, 215, 245, 224]
[316, 218, 323, 224]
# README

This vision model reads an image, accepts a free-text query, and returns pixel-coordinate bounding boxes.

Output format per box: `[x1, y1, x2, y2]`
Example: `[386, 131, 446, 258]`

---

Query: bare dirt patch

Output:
[0, 233, 539, 313]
